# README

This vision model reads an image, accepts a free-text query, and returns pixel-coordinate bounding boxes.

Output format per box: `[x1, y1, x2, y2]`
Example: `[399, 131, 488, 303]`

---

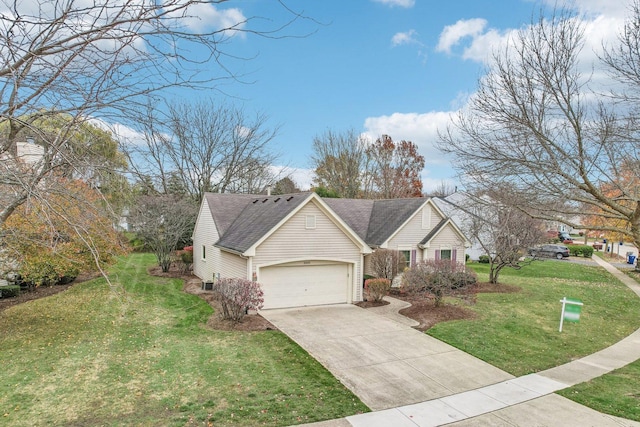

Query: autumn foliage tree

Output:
[2, 179, 127, 286]
[367, 135, 425, 198]
[581, 160, 640, 242]
[311, 130, 425, 199]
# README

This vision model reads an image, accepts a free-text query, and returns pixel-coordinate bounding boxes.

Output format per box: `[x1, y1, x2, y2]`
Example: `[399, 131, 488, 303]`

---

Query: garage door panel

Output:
[260, 263, 349, 309]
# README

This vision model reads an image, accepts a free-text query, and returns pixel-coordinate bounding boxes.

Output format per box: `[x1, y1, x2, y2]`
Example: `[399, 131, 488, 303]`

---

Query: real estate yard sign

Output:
[559, 297, 583, 332]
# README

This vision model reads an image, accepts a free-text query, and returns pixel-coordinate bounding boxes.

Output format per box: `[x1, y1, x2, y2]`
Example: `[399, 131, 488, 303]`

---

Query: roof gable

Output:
[419, 218, 472, 248]
[214, 193, 312, 253]
[366, 198, 427, 246]
[204, 193, 257, 236]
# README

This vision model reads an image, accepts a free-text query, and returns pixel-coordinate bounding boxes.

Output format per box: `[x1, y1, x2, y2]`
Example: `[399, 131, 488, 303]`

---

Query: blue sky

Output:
[129, 0, 633, 192]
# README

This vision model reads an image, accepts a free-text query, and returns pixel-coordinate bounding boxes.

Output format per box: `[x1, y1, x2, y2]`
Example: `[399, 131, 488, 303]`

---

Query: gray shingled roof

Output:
[325, 197, 428, 246]
[213, 192, 312, 253]
[365, 198, 428, 246]
[322, 198, 374, 240]
[205, 193, 440, 254]
[419, 218, 448, 246]
[205, 193, 257, 236]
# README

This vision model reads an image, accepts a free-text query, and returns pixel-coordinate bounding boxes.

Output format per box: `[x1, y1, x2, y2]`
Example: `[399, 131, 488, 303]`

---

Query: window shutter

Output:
[435, 250, 440, 260]
[411, 250, 416, 267]
[452, 249, 458, 262]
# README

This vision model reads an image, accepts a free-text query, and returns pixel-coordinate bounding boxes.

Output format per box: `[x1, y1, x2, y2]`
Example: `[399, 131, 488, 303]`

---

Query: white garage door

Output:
[259, 262, 350, 309]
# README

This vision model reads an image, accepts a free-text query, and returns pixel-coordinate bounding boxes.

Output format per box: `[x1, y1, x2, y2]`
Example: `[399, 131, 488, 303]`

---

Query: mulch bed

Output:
[355, 299, 390, 308]
[381, 281, 521, 332]
[181, 275, 277, 332]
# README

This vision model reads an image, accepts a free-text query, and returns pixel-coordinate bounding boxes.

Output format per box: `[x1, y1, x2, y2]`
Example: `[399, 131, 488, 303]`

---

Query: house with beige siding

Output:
[192, 192, 470, 309]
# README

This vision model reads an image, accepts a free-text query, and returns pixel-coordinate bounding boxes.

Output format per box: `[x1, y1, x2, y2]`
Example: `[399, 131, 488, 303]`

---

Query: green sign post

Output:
[559, 297, 583, 332]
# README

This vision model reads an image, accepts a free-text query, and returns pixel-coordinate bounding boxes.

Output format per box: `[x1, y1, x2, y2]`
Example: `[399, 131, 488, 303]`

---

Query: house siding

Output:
[253, 201, 364, 302]
[387, 204, 444, 262]
[192, 198, 221, 283]
[220, 251, 248, 279]
[425, 224, 466, 264]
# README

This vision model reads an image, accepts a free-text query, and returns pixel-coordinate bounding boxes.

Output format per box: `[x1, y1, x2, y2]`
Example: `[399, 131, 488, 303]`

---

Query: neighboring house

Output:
[433, 192, 487, 261]
[16, 140, 45, 165]
[192, 192, 471, 309]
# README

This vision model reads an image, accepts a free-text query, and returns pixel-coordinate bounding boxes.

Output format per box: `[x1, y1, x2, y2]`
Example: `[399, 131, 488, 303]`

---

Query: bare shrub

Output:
[212, 278, 264, 322]
[364, 278, 391, 302]
[369, 249, 407, 280]
[401, 260, 477, 307]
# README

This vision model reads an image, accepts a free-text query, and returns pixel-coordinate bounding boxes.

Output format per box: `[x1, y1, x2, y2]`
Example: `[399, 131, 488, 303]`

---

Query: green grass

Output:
[0, 253, 368, 426]
[557, 360, 640, 421]
[428, 260, 640, 376]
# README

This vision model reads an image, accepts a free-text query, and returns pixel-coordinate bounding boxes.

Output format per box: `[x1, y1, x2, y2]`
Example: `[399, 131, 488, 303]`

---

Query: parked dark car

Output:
[529, 244, 570, 260]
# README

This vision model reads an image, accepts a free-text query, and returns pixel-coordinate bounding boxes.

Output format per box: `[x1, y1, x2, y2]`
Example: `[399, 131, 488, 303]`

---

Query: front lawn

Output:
[0, 253, 368, 426]
[427, 260, 640, 376]
[557, 360, 640, 421]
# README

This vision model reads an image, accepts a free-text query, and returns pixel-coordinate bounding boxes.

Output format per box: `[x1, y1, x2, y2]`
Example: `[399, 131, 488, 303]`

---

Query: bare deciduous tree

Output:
[127, 100, 279, 201]
[129, 195, 198, 272]
[443, 191, 545, 284]
[438, 7, 640, 257]
[311, 129, 372, 198]
[430, 180, 457, 198]
[0, 0, 303, 225]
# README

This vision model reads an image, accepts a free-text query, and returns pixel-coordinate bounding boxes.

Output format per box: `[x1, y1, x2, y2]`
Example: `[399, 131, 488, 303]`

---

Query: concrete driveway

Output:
[260, 304, 513, 411]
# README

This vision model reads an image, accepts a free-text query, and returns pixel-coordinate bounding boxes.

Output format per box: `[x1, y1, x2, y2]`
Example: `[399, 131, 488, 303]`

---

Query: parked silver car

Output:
[528, 244, 570, 260]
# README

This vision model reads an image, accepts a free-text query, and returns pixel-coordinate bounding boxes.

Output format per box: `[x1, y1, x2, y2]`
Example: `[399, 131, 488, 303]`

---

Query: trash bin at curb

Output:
[628, 255, 636, 265]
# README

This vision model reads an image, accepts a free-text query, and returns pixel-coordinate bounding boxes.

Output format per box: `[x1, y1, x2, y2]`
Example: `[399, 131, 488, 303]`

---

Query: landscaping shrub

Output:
[454, 269, 478, 288]
[401, 259, 476, 306]
[178, 246, 194, 273]
[20, 261, 79, 286]
[0, 285, 20, 298]
[369, 249, 406, 280]
[581, 245, 594, 258]
[364, 278, 391, 302]
[566, 244, 594, 258]
[478, 255, 491, 264]
[211, 278, 264, 322]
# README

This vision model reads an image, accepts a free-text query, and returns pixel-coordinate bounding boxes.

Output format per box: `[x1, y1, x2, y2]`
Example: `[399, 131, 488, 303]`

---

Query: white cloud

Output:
[363, 111, 456, 166]
[392, 29, 419, 46]
[171, 3, 246, 35]
[437, 3, 629, 64]
[89, 118, 149, 147]
[372, 0, 415, 8]
[436, 18, 488, 54]
[540, 0, 631, 18]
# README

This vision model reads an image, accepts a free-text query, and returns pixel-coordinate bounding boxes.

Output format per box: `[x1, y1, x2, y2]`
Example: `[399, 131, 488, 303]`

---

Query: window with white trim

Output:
[439, 249, 452, 260]
[202, 245, 206, 260]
